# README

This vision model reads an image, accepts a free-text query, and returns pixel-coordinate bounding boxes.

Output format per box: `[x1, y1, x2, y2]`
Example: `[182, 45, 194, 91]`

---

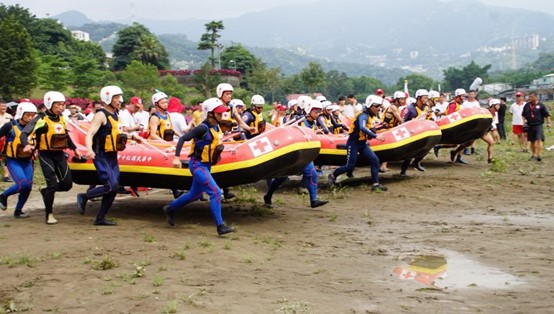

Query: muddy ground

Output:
[0, 140, 553, 314]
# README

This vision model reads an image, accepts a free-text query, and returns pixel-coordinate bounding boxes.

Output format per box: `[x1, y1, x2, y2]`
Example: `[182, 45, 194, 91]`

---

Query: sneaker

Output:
[2, 177, 11, 182]
[77, 193, 88, 215]
[94, 220, 117, 226]
[346, 172, 354, 178]
[537, 157, 542, 162]
[224, 192, 236, 200]
[14, 212, 30, 218]
[433, 146, 440, 157]
[46, 214, 58, 225]
[327, 173, 336, 187]
[315, 169, 323, 177]
[450, 150, 456, 162]
[310, 199, 328, 208]
[371, 184, 388, 192]
[163, 205, 175, 226]
[529, 156, 537, 161]
[471, 147, 476, 155]
[263, 194, 273, 209]
[463, 147, 471, 155]
[412, 163, 426, 172]
[487, 158, 492, 164]
[217, 224, 236, 235]
[0, 194, 6, 210]
[456, 156, 468, 164]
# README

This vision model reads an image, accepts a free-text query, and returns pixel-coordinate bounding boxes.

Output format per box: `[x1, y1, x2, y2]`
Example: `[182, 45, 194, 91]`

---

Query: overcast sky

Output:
[3, 0, 554, 20]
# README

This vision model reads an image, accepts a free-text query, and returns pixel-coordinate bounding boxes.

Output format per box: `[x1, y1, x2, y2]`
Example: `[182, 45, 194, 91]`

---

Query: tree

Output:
[350, 76, 384, 100]
[325, 70, 354, 100]
[300, 62, 327, 93]
[443, 61, 491, 92]
[38, 54, 70, 91]
[220, 44, 259, 75]
[197, 21, 224, 69]
[118, 60, 161, 102]
[0, 15, 38, 99]
[71, 58, 106, 98]
[247, 63, 282, 101]
[394, 74, 438, 93]
[193, 63, 222, 98]
[111, 23, 169, 70]
[529, 52, 554, 72]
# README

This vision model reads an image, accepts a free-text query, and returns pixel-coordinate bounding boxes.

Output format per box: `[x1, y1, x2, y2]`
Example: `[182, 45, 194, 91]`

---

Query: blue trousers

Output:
[333, 139, 380, 184]
[86, 152, 119, 221]
[266, 162, 318, 202]
[4, 158, 33, 214]
[168, 158, 223, 226]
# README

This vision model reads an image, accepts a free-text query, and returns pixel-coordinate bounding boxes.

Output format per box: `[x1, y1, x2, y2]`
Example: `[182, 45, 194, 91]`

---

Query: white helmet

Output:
[251, 95, 265, 106]
[382, 99, 391, 109]
[455, 88, 467, 97]
[287, 99, 298, 109]
[15, 101, 37, 119]
[315, 95, 327, 102]
[330, 104, 340, 112]
[393, 91, 406, 99]
[152, 91, 168, 105]
[202, 98, 229, 114]
[428, 90, 440, 99]
[305, 99, 323, 114]
[415, 89, 429, 98]
[296, 96, 312, 110]
[230, 99, 245, 108]
[406, 97, 416, 105]
[488, 98, 501, 107]
[100, 86, 123, 105]
[43, 91, 66, 110]
[364, 95, 383, 109]
[322, 101, 333, 110]
[216, 83, 234, 98]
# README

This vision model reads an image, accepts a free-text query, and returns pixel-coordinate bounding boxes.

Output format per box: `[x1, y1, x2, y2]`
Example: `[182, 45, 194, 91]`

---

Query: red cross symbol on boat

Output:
[449, 112, 461, 121]
[248, 137, 273, 157]
[392, 127, 410, 141]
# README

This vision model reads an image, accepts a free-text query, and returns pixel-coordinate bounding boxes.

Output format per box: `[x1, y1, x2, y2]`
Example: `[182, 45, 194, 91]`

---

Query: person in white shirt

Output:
[343, 94, 362, 119]
[509, 92, 528, 152]
[119, 101, 141, 137]
[461, 90, 481, 110]
[129, 97, 149, 138]
[167, 97, 188, 138]
[86, 101, 103, 122]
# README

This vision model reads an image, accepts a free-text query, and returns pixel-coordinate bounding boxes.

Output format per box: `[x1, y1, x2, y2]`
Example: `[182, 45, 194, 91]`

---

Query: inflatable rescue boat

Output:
[66, 121, 320, 189]
[314, 119, 442, 166]
[435, 107, 493, 144]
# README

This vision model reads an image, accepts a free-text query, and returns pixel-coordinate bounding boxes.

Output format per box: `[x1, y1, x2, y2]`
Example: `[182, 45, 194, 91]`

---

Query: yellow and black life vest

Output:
[333, 115, 345, 134]
[149, 112, 174, 141]
[92, 109, 127, 153]
[37, 115, 68, 151]
[4, 120, 33, 158]
[189, 122, 224, 164]
[348, 111, 376, 141]
[248, 110, 263, 136]
[382, 107, 400, 128]
[319, 113, 333, 131]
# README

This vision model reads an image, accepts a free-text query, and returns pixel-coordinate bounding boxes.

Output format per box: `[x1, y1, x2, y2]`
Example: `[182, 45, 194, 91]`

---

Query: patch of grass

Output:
[153, 276, 163, 287]
[489, 158, 508, 173]
[100, 286, 114, 295]
[328, 213, 338, 222]
[198, 239, 214, 250]
[277, 298, 310, 314]
[91, 255, 118, 271]
[3, 223, 10, 228]
[158, 266, 167, 272]
[162, 300, 178, 314]
[51, 252, 63, 260]
[131, 264, 145, 278]
[235, 186, 258, 204]
[171, 249, 186, 260]
[144, 234, 156, 243]
[136, 258, 152, 267]
[243, 255, 253, 263]
[223, 240, 232, 250]
[0, 254, 38, 268]
[250, 204, 274, 216]
[81, 256, 92, 265]
[312, 268, 327, 274]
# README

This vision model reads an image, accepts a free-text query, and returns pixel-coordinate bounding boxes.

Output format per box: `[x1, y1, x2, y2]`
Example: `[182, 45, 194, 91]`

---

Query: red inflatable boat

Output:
[435, 107, 493, 144]
[66, 121, 321, 189]
[314, 119, 442, 166]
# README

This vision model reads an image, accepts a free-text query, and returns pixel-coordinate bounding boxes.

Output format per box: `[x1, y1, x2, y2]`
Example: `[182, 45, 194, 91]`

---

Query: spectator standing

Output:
[522, 92, 551, 161]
